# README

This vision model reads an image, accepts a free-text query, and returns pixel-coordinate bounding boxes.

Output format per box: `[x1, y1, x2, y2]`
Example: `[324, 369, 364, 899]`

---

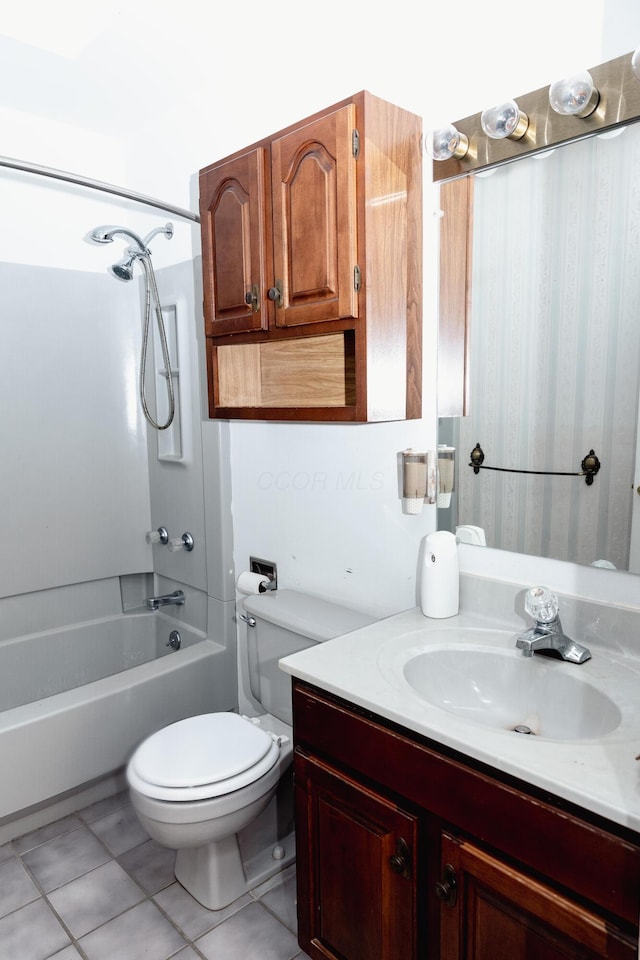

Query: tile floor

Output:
[0, 790, 310, 960]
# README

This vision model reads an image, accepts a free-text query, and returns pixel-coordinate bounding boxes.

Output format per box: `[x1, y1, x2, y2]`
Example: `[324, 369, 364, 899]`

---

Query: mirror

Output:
[437, 53, 640, 573]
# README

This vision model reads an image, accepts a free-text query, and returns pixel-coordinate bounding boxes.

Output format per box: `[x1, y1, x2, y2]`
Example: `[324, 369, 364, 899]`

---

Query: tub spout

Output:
[145, 590, 185, 611]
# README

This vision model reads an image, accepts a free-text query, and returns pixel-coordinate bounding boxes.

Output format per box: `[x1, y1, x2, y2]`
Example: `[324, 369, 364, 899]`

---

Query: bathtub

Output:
[0, 612, 235, 822]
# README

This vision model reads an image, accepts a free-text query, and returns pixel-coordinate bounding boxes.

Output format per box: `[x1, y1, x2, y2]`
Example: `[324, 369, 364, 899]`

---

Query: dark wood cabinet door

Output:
[200, 147, 271, 336]
[295, 750, 418, 960]
[438, 832, 635, 960]
[271, 104, 359, 327]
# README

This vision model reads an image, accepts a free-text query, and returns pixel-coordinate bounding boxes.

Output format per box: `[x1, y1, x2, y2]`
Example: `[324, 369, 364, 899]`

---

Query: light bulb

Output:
[425, 124, 469, 161]
[548, 71, 599, 118]
[480, 101, 529, 140]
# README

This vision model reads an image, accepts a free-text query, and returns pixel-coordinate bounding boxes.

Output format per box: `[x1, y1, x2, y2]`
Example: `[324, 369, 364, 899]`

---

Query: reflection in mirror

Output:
[439, 122, 640, 571]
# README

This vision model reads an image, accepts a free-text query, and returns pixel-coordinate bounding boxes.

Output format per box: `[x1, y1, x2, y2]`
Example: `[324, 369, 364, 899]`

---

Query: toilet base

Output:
[174, 824, 296, 910]
[170, 767, 296, 910]
[175, 834, 246, 910]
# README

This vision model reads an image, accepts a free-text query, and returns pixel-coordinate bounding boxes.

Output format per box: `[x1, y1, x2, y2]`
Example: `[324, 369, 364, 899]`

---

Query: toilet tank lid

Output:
[242, 589, 376, 642]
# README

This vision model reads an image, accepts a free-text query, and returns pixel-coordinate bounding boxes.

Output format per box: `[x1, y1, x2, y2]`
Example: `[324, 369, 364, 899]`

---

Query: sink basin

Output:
[403, 647, 622, 740]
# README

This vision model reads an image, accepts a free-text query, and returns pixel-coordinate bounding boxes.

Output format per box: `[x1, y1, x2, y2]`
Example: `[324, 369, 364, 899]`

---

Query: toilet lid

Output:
[130, 713, 275, 789]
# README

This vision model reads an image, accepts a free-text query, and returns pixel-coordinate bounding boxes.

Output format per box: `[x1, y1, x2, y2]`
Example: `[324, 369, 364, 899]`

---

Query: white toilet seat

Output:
[127, 713, 281, 802]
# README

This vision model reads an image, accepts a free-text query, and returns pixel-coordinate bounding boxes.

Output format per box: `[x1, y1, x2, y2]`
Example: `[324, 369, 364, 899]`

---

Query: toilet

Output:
[126, 589, 374, 910]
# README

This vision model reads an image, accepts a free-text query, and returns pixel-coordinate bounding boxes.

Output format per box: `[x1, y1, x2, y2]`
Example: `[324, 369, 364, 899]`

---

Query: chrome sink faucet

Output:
[145, 589, 185, 611]
[516, 586, 591, 663]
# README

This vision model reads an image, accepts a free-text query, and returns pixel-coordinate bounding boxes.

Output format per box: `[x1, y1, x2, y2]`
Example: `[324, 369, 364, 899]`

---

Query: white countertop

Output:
[279, 607, 640, 834]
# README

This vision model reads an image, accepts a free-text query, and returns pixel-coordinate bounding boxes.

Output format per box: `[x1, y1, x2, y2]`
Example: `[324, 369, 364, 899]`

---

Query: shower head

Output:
[110, 254, 137, 282]
[89, 221, 174, 281]
[89, 225, 148, 252]
[90, 225, 120, 244]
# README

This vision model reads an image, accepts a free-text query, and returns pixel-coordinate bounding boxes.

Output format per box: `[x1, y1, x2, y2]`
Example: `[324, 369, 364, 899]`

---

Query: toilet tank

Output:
[242, 589, 375, 725]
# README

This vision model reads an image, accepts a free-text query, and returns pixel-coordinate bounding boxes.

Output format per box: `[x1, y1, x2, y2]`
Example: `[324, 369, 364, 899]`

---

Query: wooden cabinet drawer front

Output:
[293, 681, 640, 927]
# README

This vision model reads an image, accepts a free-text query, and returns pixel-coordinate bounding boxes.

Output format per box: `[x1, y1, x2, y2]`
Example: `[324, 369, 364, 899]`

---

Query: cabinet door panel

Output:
[271, 105, 358, 327]
[200, 148, 270, 335]
[439, 833, 635, 960]
[295, 751, 417, 960]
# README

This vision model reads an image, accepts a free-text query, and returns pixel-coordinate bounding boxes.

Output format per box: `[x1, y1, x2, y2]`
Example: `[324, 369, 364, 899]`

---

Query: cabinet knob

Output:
[435, 863, 457, 906]
[267, 279, 284, 308]
[244, 284, 260, 313]
[388, 837, 411, 879]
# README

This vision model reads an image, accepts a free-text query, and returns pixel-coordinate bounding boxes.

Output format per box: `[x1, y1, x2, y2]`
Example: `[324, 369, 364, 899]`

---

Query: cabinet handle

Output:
[435, 863, 457, 906]
[267, 279, 284, 308]
[389, 837, 411, 879]
[244, 284, 260, 313]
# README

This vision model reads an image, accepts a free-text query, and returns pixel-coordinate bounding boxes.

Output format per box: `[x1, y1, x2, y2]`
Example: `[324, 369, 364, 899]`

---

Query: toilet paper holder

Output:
[250, 556, 278, 592]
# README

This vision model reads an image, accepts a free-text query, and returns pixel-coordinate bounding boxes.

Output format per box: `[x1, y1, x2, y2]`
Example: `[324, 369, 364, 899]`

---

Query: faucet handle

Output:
[168, 532, 195, 553]
[525, 586, 559, 623]
[146, 527, 169, 545]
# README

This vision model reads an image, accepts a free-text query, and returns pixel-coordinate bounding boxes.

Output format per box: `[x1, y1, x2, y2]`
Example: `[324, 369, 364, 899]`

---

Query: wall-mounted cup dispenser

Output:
[402, 450, 428, 515]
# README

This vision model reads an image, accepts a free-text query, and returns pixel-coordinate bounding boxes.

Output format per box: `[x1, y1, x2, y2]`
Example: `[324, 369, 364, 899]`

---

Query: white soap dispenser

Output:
[420, 530, 459, 618]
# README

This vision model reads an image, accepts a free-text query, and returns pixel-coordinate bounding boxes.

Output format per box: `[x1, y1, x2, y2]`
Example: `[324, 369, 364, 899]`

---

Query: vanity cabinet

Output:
[198, 92, 422, 421]
[295, 752, 418, 960]
[293, 680, 639, 960]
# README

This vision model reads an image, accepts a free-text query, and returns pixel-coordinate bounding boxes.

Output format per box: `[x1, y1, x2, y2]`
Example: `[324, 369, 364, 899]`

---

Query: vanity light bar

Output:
[430, 49, 640, 181]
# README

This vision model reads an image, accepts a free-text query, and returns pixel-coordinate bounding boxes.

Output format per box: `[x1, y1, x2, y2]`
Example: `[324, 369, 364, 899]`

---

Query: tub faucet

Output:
[515, 586, 591, 664]
[145, 589, 185, 611]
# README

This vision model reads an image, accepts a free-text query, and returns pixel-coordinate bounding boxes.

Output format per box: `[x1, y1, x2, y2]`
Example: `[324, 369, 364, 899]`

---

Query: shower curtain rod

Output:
[0, 154, 200, 223]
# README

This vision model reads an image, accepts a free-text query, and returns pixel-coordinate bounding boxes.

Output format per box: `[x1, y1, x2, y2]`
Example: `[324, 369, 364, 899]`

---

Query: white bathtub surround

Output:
[1, 611, 206, 712]
[280, 580, 640, 833]
[0, 577, 134, 642]
[1, 261, 151, 601]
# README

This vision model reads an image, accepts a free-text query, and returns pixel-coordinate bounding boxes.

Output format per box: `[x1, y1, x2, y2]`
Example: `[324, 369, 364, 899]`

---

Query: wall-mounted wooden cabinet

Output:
[293, 681, 639, 960]
[199, 92, 422, 421]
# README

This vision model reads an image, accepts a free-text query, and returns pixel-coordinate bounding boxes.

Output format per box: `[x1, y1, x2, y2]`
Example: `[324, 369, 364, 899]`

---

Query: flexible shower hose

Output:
[139, 254, 175, 430]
